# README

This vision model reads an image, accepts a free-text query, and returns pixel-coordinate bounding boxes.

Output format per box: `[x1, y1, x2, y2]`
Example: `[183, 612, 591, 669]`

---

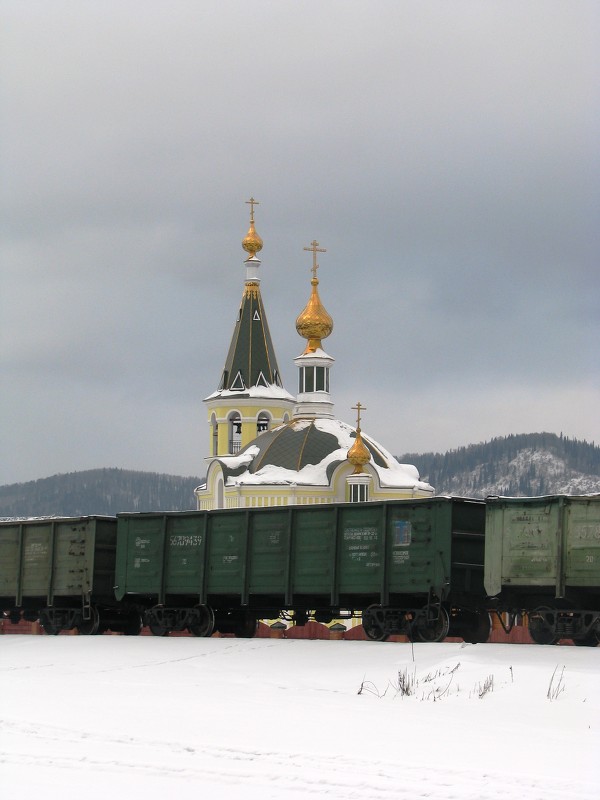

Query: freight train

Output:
[1, 495, 599, 645]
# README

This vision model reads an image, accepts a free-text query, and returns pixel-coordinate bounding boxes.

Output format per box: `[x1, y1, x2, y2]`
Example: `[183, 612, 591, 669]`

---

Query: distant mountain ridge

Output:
[1, 434, 599, 518]
[0, 468, 202, 519]
[399, 433, 600, 498]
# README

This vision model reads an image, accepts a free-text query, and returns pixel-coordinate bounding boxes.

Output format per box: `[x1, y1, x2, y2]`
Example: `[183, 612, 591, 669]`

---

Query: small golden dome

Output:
[296, 240, 333, 353]
[347, 428, 371, 474]
[242, 196, 263, 258]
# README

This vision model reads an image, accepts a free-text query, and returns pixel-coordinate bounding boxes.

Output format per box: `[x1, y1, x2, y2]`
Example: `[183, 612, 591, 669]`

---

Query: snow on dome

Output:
[220, 445, 260, 471]
[213, 417, 432, 492]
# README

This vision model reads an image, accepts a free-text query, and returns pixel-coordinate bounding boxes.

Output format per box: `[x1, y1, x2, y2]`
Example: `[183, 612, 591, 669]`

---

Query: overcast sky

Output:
[1, 1, 599, 485]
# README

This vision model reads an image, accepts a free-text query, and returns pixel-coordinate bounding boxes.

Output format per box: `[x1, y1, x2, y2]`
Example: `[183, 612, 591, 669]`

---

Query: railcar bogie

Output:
[362, 601, 448, 643]
[525, 603, 600, 645]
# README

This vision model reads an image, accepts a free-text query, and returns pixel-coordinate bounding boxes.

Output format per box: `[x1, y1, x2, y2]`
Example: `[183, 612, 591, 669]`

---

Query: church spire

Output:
[204, 200, 294, 457]
[214, 199, 286, 394]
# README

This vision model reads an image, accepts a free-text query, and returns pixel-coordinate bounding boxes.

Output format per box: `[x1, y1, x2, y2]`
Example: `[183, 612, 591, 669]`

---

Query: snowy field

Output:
[0, 636, 598, 799]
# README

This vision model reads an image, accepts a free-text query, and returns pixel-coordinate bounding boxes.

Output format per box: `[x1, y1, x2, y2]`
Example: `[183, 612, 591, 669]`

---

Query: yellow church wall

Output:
[196, 458, 432, 511]
[222, 486, 332, 509]
[217, 421, 229, 456]
[196, 462, 220, 510]
[206, 400, 292, 422]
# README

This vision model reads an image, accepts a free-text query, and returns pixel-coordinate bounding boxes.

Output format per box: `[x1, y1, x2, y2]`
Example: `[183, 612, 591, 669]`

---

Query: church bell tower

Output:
[203, 199, 294, 460]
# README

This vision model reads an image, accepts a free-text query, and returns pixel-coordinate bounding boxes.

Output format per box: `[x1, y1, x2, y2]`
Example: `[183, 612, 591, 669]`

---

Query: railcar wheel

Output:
[528, 606, 558, 645]
[234, 613, 257, 638]
[362, 604, 389, 642]
[465, 610, 492, 644]
[9, 608, 21, 625]
[189, 605, 215, 638]
[77, 606, 100, 636]
[412, 606, 450, 643]
[573, 631, 600, 647]
[122, 610, 143, 636]
[39, 611, 60, 636]
[149, 623, 170, 637]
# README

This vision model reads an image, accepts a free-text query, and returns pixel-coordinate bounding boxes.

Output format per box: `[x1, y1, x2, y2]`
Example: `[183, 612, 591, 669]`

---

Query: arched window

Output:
[216, 476, 224, 509]
[257, 412, 270, 435]
[211, 414, 218, 456]
[228, 412, 242, 453]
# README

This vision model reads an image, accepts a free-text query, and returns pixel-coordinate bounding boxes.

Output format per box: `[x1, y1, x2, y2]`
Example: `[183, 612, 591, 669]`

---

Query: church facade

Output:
[195, 201, 433, 510]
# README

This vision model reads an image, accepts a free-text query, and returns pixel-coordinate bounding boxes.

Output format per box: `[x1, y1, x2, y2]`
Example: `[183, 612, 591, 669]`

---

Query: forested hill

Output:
[399, 433, 600, 498]
[2, 434, 599, 518]
[0, 469, 203, 518]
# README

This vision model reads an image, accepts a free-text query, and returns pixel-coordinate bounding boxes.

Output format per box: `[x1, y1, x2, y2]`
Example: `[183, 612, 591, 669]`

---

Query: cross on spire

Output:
[303, 239, 326, 279]
[352, 401, 367, 429]
[246, 196, 259, 222]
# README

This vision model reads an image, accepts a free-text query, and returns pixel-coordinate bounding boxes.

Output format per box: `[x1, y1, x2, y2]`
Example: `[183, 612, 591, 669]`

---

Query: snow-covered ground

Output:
[0, 636, 598, 799]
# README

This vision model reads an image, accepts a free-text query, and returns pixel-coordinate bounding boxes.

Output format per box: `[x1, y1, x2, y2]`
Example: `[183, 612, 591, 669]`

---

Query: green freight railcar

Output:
[484, 495, 600, 646]
[115, 511, 214, 636]
[115, 497, 488, 642]
[0, 516, 139, 635]
[353, 497, 488, 641]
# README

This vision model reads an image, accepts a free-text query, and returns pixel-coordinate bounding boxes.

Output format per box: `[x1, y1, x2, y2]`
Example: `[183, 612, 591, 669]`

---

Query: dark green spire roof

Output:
[216, 281, 285, 395]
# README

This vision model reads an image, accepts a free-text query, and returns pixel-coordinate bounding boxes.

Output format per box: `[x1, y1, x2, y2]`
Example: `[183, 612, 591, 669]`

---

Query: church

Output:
[195, 200, 433, 510]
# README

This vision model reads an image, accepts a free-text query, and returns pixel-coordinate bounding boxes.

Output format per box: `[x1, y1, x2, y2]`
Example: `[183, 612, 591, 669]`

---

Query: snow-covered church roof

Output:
[212, 417, 433, 491]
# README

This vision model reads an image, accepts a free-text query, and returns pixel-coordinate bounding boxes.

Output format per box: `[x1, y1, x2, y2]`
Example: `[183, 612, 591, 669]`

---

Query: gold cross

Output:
[303, 239, 326, 279]
[352, 402, 366, 428]
[246, 196, 259, 222]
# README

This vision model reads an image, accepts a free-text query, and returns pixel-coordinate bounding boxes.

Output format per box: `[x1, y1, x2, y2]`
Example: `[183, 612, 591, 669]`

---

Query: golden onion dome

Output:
[296, 240, 333, 353]
[347, 402, 370, 473]
[242, 220, 263, 258]
[295, 276, 334, 353]
[347, 428, 371, 474]
[242, 196, 263, 258]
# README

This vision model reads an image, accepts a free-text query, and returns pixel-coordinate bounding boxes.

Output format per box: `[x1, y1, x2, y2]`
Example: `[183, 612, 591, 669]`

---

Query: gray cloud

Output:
[1, 1, 598, 484]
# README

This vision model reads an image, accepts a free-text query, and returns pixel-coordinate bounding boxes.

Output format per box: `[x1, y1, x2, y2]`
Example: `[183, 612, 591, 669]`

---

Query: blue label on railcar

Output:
[392, 520, 411, 546]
